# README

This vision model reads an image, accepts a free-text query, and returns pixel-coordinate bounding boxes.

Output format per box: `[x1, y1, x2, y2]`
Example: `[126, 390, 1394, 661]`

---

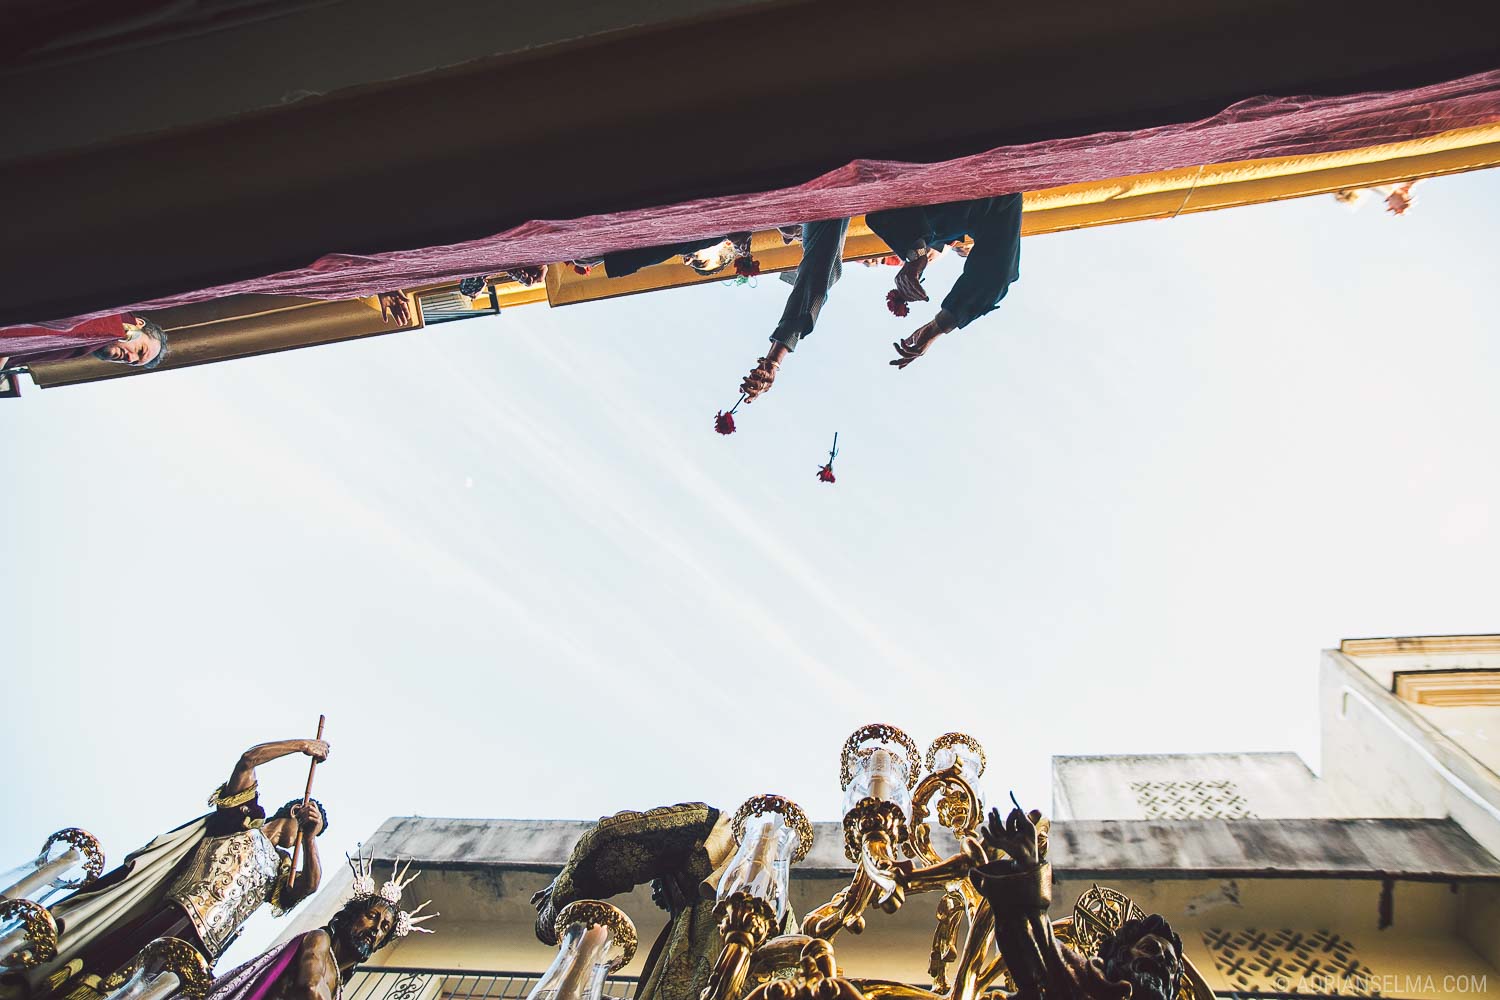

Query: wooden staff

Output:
[290, 714, 325, 875]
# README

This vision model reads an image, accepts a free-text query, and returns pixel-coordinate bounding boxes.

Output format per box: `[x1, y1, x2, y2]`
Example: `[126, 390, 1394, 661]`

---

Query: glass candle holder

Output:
[527, 901, 637, 1000]
[101, 939, 211, 1000]
[0, 829, 105, 906]
[0, 899, 59, 971]
[925, 734, 986, 780]
[720, 796, 813, 921]
[839, 725, 920, 817]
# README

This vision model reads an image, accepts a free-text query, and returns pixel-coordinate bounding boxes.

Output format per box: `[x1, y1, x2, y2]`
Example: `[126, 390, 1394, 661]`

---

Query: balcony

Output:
[348, 967, 640, 1000]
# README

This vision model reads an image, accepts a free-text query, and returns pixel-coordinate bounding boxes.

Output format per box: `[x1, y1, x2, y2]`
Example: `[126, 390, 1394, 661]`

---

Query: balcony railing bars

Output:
[348, 967, 640, 1000]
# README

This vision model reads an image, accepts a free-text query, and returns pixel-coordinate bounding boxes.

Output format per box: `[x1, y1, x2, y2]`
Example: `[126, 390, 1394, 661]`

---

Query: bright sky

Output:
[3, 168, 1497, 966]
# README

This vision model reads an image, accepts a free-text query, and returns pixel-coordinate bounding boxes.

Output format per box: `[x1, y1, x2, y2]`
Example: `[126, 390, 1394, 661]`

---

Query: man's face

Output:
[1108, 933, 1181, 1000]
[341, 901, 396, 961]
[92, 326, 161, 367]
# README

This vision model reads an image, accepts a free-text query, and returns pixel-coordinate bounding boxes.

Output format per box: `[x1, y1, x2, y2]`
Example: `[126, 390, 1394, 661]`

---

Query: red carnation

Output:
[816, 431, 839, 484]
[572, 263, 591, 275]
[735, 256, 761, 278]
[886, 289, 910, 318]
[714, 395, 745, 436]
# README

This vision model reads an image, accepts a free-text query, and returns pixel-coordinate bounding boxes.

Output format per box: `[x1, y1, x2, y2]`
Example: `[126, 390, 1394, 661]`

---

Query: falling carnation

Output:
[817, 464, 836, 483]
[886, 289, 910, 317]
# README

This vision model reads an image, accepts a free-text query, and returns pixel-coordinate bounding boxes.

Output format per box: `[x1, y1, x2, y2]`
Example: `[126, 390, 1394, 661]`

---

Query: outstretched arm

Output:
[225, 739, 330, 798]
[741, 218, 849, 401]
[286, 931, 339, 1000]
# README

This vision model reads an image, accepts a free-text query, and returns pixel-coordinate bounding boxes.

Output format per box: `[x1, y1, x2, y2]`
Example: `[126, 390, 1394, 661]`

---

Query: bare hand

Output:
[740, 357, 779, 401]
[893, 256, 931, 303]
[378, 292, 412, 325]
[301, 739, 331, 762]
[292, 801, 325, 836]
[890, 317, 949, 369]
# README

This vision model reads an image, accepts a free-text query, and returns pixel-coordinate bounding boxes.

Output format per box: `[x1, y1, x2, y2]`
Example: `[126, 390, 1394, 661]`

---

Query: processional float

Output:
[0, 828, 105, 972]
[529, 725, 1215, 1000]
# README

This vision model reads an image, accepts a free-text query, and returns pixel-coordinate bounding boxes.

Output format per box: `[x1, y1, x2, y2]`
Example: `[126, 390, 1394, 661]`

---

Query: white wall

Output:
[1319, 650, 1500, 857]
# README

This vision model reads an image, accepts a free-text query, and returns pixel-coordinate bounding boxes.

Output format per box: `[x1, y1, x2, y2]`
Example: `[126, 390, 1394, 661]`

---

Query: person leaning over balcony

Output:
[736, 216, 850, 400]
[0, 314, 168, 373]
[870, 193, 1023, 369]
[570, 231, 760, 279]
[737, 194, 1020, 401]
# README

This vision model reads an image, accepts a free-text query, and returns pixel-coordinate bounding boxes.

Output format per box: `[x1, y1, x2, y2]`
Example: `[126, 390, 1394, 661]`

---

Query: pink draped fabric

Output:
[202, 935, 304, 1000]
[11, 68, 1500, 334]
[0, 314, 131, 356]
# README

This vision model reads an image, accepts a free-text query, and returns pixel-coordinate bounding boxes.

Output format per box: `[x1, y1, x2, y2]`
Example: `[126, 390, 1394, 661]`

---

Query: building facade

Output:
[278, 636, 1500, 1000]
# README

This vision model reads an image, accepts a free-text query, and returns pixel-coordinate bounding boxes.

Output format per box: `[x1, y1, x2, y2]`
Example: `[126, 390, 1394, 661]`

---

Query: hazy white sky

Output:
[2, 168, 1496, 966]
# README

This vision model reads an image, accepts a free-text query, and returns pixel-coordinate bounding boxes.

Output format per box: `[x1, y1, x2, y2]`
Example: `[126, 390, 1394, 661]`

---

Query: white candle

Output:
[868, 749, 895, 802]
[114, 971, 183, 1000]
[0, 920, 32, 971]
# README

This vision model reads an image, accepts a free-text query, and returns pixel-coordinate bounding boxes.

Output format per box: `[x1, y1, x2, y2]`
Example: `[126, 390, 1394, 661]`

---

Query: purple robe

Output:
[202, 935, 305, 1000]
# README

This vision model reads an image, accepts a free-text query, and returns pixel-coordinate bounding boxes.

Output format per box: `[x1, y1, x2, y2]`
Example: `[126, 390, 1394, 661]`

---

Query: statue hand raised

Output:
[979, 799, 1043, 868]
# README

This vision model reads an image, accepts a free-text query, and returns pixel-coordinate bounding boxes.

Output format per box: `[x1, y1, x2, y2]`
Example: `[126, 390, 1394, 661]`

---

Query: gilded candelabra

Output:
[533, 723, 1214, 1000]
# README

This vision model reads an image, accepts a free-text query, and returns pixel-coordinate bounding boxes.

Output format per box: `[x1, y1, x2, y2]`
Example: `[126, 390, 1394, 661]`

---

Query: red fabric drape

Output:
[9, 69, 1500, 335]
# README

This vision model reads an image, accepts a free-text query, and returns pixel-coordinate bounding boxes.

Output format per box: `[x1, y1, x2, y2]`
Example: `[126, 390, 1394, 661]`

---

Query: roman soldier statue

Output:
[11, 738, 331, 1000]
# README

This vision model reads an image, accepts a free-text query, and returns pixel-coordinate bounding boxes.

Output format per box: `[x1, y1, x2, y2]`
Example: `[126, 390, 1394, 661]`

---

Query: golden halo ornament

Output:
[731, 795, 815, 863]
[555, 900, 638, 972]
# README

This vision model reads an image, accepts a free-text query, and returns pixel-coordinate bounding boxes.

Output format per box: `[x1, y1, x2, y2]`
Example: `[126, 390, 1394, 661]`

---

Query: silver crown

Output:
[345, 844, 438, 938]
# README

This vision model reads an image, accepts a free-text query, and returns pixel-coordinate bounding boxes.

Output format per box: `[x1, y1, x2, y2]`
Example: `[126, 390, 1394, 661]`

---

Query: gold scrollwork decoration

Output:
[923, 734, 986, 778]
[839, 725, 921, 792]
[0, 898, 60, 969]
[732, 796, 815, 864]
[745, 940, 868, 1000]
[907, 771, 985, 862]
[700, 892, 779, 1000]
[555, 899, 638, 971]
[102, 937, 214, 1000]
[841, 799, 909, 864]
[43, 829, 106, 885]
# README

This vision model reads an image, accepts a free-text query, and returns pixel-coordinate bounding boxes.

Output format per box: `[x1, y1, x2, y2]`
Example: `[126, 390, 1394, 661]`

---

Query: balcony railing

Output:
[348, 967, 640, 1000]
